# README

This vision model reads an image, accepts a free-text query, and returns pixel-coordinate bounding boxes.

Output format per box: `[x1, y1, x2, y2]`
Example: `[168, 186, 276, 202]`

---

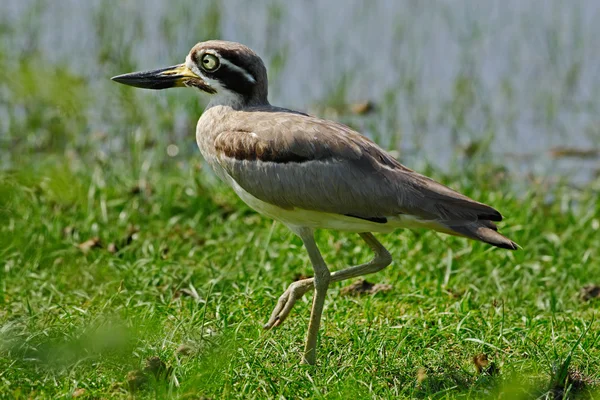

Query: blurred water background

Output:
[1, 0, 599, 184]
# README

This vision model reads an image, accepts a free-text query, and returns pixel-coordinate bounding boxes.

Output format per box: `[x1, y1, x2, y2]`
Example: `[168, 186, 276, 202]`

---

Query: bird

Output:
[112, 40, 517, 365]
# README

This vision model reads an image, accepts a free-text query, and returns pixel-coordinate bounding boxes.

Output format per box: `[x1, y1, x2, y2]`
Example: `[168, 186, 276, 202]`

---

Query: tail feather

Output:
[445, 222, 518, 250]
[479, 219, 500, 231]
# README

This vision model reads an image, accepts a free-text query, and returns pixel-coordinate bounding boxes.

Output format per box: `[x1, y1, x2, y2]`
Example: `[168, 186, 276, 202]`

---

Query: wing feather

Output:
[213, 109, 502, 224]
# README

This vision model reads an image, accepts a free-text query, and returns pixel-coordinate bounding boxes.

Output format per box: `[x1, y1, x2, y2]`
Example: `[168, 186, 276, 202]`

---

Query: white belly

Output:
[218, 172, 446, 235]
[222, 173, 393, 232]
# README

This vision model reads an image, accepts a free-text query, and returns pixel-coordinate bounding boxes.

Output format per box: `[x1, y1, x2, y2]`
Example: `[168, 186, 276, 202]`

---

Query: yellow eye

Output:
[201, 54, 220, 71]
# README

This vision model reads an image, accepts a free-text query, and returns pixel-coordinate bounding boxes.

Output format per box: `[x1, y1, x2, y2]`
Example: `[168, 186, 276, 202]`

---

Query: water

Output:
[2, 0, 599, 183]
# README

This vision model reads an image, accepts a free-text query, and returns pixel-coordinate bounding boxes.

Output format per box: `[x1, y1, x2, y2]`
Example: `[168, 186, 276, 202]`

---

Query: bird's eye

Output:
[201, 54, 220, 71]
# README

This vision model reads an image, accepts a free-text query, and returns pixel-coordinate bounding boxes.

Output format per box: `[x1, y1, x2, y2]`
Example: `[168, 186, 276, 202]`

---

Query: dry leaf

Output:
[580, 284, 600, 301]
[473, 353, 489, 373]
[549, 147, 599, 159]
[473, 353, 499, 375]
[78, 237, 101, 253]
[144, 356, 167, 379]
[340, 278, 392, 296]
[416, 367, 427, 385]
[293, 273, 311, 282]
[350, 101, 375, 115]
[126, 370, 147, 392]
[176, 344, 193, 356]
[107, 242, 118, 253]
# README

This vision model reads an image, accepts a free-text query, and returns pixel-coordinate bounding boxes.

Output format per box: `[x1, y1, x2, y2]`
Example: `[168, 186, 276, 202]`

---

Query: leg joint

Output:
[376, 247, 393, 266]
[313, 268, 331, 284]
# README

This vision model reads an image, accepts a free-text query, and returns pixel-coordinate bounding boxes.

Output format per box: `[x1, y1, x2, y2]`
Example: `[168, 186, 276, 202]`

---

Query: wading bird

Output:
[112, 40, 517, 365]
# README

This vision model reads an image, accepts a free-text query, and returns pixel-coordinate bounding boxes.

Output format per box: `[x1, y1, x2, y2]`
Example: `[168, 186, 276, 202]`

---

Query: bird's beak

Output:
[111, 63, 215, 93]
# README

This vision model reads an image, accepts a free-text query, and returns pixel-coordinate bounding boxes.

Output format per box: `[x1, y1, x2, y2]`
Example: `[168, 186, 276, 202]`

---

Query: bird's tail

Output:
[443, 221, 518, 250]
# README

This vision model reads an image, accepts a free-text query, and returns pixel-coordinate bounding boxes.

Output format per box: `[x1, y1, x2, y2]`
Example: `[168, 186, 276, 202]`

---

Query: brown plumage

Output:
[112, 40, 518, 366]
[208, 107, 516, 250]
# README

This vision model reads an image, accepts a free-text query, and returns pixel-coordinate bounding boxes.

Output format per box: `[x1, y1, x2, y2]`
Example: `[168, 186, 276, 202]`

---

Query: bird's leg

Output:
[296, 228, 330, 365]
[328, 232, 392, 282]
[264, 279, 313, 328]
[264, 232, 392, 328]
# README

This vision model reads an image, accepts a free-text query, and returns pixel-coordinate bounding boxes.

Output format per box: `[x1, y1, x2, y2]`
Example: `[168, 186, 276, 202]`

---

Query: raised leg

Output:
[264, 232, 392, 330]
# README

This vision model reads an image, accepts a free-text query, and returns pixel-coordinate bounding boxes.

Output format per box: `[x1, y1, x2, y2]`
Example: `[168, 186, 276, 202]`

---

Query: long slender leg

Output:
[264, 232, 392, 329]
[295, 228, 331, 365]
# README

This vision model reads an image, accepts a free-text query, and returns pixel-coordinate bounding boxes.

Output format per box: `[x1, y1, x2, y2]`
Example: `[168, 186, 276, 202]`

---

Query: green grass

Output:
[1, 3, 600, 396]
[1, 151, 599, 399]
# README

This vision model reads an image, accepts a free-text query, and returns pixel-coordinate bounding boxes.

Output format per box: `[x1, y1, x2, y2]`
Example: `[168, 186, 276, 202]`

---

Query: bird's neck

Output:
[206, 89, 269, 111]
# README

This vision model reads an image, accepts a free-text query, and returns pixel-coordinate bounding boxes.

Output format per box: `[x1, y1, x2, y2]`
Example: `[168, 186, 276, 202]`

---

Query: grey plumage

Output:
[112, 40, 518, 366]
[200, 107, 516, 249]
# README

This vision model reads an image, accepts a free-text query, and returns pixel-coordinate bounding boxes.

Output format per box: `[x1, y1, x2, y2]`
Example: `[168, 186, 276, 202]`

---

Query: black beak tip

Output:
[111, 74, 130, 84]
[109, 68, 182, 90]
[111, 74, 125, 85]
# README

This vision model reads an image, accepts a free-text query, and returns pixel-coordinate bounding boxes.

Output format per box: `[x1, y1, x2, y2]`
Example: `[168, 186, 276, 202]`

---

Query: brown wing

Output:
[212, 108, 502, 225]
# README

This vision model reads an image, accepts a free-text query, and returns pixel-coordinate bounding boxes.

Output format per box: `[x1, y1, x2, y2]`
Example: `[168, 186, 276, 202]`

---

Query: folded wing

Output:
[214, 108, 516, 249]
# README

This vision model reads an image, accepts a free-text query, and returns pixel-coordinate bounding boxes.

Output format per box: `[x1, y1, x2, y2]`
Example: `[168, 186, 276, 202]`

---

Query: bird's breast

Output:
[195, 110, 230, 182]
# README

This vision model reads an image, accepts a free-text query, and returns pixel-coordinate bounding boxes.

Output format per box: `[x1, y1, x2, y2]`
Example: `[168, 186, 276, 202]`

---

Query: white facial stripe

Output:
[188, 51, 256, 85]
[219, 58, 256, 84]
[185, 50, 255, 109]
[202, 49, 256, 84]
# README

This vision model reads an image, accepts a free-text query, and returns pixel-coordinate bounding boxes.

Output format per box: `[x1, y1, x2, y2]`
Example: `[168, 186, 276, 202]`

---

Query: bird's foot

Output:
[263, 279, 313, 329]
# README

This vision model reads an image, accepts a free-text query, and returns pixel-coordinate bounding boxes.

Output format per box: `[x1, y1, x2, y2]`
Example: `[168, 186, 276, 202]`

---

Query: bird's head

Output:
[112, 40, 268, 108]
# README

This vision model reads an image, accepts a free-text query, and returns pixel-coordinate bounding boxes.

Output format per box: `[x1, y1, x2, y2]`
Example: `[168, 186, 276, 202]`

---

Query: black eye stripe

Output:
[193, 50, 257, 81]
[191, 49, 258, 100]
[211, 63, 255, 98]
[214, 51, 256, 82]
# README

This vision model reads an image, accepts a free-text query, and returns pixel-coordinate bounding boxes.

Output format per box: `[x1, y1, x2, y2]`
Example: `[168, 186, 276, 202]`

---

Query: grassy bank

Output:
[1, 2, 600, 397]
[1, 151, 599, 398]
